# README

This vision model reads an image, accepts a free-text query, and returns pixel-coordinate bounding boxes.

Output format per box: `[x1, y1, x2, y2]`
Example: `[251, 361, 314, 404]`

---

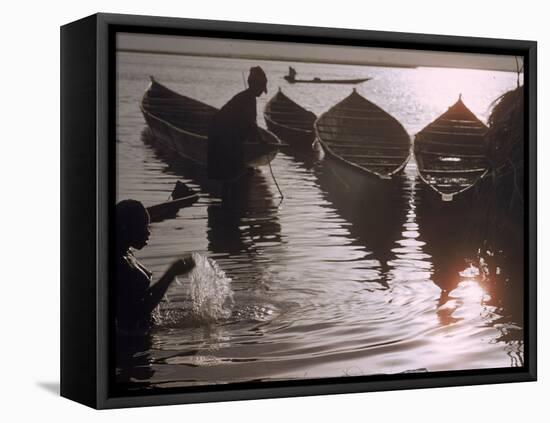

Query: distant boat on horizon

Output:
[284, 66, 371, 85]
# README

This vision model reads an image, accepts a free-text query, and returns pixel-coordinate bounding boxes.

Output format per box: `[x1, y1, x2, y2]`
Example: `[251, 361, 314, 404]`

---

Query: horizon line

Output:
[117, 48, 521, 73]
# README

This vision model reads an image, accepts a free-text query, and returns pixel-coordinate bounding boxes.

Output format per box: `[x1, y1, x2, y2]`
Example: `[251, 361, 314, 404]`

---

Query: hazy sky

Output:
[117, 33, 521, 72]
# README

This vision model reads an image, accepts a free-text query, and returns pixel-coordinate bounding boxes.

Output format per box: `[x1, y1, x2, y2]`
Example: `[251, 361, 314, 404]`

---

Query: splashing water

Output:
[184, 252, 234, 322]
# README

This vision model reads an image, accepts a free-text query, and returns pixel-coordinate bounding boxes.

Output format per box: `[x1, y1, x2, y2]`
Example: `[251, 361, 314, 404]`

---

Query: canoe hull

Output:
[264, 89, 317, 150]
[265, 116, 315, 149]
[414, 96, 489, 201]
[318, 154, 404, 209]
[142, 109, 206, 165]
[284, 76, 371, 84]
[315, 90, 411, 180]
[141, 78, 280, 169]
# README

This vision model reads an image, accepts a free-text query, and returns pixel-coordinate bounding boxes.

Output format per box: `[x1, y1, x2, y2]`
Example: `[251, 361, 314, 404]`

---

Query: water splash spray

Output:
[185, 252, 234, 322]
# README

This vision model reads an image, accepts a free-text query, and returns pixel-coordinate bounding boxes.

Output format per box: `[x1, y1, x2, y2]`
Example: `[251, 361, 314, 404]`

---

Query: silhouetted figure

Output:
[287, 66, 297, 82]
[115, 199, 195, 334]
[207, 66, 268, 198]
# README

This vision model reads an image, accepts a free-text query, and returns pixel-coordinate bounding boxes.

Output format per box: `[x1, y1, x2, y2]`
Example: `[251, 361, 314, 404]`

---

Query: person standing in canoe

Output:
[207, 66, 268, 198]
[115, 199, 195, 334]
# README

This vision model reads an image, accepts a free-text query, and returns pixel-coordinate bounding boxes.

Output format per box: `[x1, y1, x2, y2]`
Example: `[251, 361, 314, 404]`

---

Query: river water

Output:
[116, 51, 524, 389]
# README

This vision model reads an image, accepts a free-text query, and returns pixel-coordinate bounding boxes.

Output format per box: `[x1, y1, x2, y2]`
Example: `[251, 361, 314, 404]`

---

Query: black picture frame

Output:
[61, 12, 537, 409]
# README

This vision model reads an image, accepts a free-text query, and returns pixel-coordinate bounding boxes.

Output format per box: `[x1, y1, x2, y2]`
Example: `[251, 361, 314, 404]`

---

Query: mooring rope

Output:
[240, 71, 284, 202]
[268, 161, 284, 201]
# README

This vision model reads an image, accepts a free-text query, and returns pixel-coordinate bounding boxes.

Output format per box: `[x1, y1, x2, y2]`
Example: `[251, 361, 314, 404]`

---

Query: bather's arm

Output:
[142, 254, 196, 314]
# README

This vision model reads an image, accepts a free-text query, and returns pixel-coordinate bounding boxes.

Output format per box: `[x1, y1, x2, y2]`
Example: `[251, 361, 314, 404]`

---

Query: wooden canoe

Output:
[140, 77, 281, 168]
[264, 88, 317, 148]
[414, 95, 488, 201]
[314, 89, 411, 179]
[284, 76, 371, 85]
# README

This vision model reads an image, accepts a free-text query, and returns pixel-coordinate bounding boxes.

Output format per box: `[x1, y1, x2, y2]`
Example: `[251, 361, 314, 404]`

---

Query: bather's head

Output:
[248, 66, 268, 97]
[116, 199, 151, 252]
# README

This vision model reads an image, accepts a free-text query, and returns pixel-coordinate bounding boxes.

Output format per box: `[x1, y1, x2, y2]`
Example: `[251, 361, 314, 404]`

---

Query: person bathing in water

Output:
[116, 199, 195, 333]
[207, 66, 268, 200]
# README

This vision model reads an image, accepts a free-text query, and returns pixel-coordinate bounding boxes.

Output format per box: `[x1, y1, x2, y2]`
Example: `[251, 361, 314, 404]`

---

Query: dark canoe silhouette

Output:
[414, 95, 488, 201]
[140, 77, 281, 168]
[146, 181, 200, 223]
[314, 89, 411, 180]
[284, 75, 371, 85]
[264, 88, 317, 148]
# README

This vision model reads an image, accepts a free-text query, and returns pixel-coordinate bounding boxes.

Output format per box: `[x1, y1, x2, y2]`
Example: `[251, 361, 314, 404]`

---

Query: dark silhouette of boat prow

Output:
[146, 181, 200, 222]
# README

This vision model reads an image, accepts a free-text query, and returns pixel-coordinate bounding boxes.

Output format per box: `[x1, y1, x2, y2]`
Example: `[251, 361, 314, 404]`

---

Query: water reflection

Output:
[411, 161, 524, 360]
[387, 163, 432, 286]
[314, 156, 405, 285]
[121, 128, 525, 385]
[207, 171, 283, 287]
